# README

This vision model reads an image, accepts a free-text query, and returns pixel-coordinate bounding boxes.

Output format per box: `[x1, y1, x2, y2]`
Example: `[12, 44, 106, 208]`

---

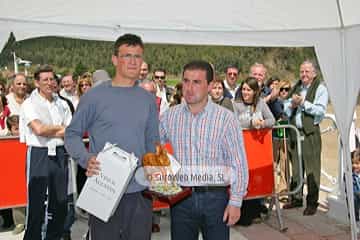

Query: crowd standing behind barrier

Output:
[0, 46, 334, 239]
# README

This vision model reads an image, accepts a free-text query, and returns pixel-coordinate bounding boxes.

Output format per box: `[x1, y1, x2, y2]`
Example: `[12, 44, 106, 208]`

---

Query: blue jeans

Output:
[170, 189, 229, 240]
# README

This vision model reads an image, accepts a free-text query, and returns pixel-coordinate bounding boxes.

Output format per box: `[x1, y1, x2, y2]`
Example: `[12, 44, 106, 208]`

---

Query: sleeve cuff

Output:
[228, 199, 243, 208]
[303, 100, 310, 111]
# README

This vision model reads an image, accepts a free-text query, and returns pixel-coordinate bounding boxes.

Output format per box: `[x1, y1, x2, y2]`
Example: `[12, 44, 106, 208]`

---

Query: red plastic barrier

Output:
[243, 128, 274, 198]
[0, 130, 274, 209]
[0, 138, 27, 209]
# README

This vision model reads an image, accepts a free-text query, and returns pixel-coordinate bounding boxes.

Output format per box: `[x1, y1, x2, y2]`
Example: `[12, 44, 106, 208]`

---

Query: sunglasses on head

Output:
[280, 87, 290, 92]
[154, 76, 165, 80]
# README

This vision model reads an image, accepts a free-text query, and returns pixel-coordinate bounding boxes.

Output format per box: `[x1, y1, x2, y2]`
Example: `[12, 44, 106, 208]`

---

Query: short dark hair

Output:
[182, 60, 213, 84]
[6, 115, 19, 131]
[153, 68, 167, 76]
[113, 33, 144, 56]
[34, 65, 54, 80]
[225, 65, 239, 73]
[266, 76, 280, 88]
[211, 76, 226, 90]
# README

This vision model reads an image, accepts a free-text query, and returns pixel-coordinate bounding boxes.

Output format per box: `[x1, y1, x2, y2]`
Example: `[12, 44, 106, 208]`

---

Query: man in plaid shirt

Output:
[160, 60, 249, 240]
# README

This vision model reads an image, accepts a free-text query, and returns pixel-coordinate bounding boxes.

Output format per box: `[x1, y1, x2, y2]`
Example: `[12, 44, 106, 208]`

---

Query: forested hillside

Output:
[0, 33, 318, 82]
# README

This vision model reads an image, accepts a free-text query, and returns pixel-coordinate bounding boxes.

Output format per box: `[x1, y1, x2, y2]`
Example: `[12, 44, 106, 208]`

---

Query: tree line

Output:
[0, 33, 318, 83]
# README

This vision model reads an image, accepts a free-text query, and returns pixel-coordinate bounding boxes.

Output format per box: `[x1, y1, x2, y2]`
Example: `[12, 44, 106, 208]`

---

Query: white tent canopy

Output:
[0, 0, 359, 238]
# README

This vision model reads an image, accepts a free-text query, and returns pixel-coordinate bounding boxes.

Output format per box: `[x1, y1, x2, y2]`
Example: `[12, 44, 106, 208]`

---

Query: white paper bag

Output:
[76, 142, 138, 222]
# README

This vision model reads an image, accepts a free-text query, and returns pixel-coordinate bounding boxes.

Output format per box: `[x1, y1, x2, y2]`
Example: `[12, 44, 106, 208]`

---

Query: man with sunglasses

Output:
[223, 65, 240, 99]
[153, 68, 173, 104]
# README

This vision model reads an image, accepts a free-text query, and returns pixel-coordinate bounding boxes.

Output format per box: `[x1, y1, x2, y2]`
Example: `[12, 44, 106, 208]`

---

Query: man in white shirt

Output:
[20, 65, 72, 240]
[60, 74, 79, 109]
[6, 73, 27, 115]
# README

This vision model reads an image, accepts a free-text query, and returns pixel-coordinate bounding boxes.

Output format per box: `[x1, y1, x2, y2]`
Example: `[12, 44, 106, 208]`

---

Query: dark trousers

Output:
[63, 194, 75, 235]
[24, 146, 68, 240]
[76, 165, 87, 194]
[289, 127, 321, 207]
[88, 192, 152, 240]
[355, 195, 360, 221]
[0, 209, 14, 227]
[170, 189, 229, 240]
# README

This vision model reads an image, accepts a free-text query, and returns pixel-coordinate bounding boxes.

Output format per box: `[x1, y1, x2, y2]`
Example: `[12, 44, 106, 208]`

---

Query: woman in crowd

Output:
[75, 72, 93, 196]
[77, 72, 93, 97]
[265, 76, 280, 91]
[169, 82, 183, 107]
[233, 77, 275, 226]
[233, 77, 275, 129]
[0, 94, 10, 136]
[278, 79, 292, 102]
[273, 79, 292, 197]
[209, 77, 234, 112]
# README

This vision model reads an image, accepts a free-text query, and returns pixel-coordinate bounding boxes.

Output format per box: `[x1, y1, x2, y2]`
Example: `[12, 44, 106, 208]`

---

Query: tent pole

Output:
[336, 1, 357, 239]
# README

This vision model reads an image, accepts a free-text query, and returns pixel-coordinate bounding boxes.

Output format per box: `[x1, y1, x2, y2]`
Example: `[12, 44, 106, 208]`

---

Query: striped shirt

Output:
[159, 100, 249, 207]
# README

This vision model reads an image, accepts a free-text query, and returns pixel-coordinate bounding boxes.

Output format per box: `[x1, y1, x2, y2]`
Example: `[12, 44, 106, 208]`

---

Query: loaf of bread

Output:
[143, 145, 170, 166]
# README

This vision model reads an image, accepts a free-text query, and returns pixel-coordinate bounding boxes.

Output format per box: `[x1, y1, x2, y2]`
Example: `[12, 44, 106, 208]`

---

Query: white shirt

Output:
[60, 88, 79, 109]
[223, 80, 239, 99]
[0, 124, 8, 136]
[156, 85, 169, 104]
[19, 89, 72, 147]
[6, 92, 25, 116]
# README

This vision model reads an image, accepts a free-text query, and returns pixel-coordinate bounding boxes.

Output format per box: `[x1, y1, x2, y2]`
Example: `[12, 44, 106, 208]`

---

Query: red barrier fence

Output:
[243, 128, 274, 198]
[0, 128, 274, 209]
[0, 137, 27, 209]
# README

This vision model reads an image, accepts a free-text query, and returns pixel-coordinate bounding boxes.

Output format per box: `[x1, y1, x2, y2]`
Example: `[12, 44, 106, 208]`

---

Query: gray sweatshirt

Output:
[65, 81, 159, 193]
[233, 98, 275, 129]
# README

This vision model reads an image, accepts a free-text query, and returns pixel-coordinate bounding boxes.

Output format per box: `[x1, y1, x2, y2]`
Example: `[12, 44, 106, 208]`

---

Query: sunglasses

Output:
[227, 72, 238, 76]
[280, 87, 290, 92]
[154, 76, 165, 80]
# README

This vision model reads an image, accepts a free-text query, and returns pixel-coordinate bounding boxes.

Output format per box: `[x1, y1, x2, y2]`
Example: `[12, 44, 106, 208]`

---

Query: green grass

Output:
[167, 76, 181, 87]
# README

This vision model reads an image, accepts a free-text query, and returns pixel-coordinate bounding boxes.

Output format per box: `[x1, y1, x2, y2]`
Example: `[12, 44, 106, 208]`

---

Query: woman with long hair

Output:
[233, 77, 275, 129]
[233, 77, 275, 226]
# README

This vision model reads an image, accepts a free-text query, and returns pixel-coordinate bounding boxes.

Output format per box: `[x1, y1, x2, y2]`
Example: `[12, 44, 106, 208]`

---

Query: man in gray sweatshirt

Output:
[65, 33, 159, 240]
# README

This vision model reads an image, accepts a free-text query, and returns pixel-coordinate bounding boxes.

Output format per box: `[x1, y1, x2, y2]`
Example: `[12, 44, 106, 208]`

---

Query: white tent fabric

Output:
[0, 0, 359, 238]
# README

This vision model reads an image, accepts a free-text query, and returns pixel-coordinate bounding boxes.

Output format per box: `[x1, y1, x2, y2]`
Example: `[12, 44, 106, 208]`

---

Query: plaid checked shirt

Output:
[159, 100, 249, 207]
